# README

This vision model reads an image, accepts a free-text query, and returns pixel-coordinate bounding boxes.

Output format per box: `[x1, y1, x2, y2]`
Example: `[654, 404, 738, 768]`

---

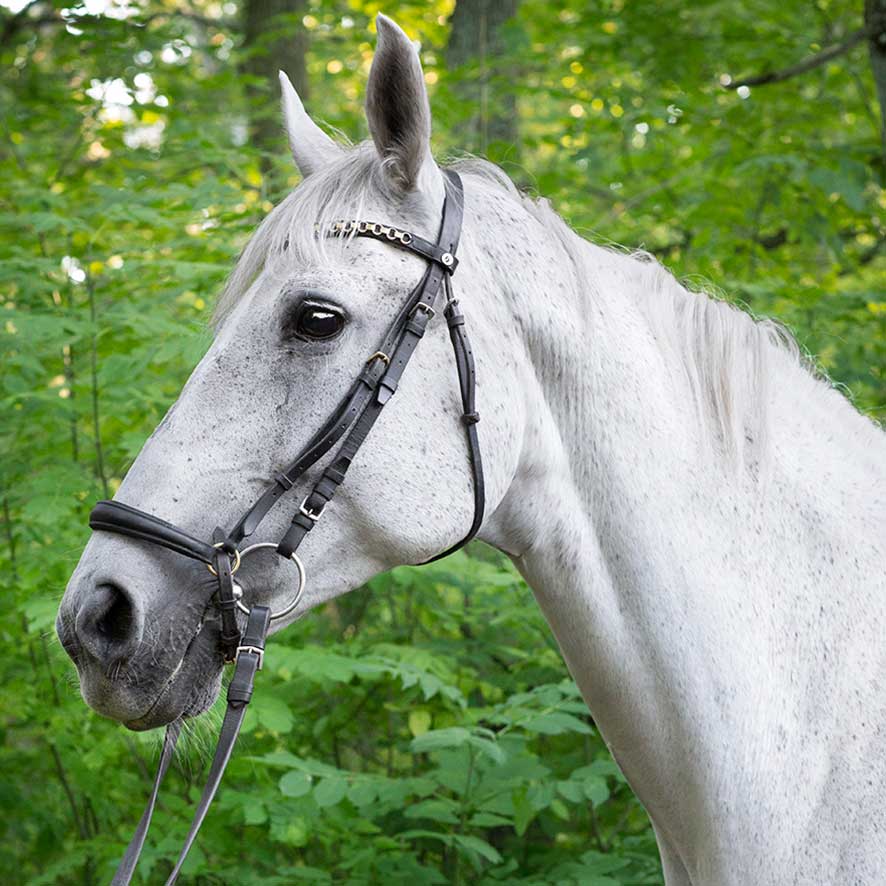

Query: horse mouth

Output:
[124, 620, 224, 731]
[123, 653, 190, 731]
[124, 678, 217, 731]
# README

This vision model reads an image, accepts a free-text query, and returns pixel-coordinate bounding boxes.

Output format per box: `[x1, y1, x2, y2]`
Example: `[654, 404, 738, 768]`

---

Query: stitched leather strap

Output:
[111, 721, 182, 886]
[88, 503, 244, 659]
[111, 607, 270, 885]
[276, 300, 436, 558]
[212, 527, 242, 662]
[423, 277, 485, 562]
[276, 170, 482, 561]
[90, 500, 217, 564]
[164, 606, 270, 884]
[229, 358, 388, 541]
[329, 223, 459, 272]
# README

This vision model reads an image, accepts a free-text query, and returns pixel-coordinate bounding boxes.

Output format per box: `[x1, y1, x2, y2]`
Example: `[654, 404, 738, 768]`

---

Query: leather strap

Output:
[229, 358, 388, 541]
[212, 528, 242, 662]
[111, 607, 270, 885]
[276, 300, 436, 558]
[164, 606, 269, 884]
[276, 170, 478, 560]
[326, 221, 459, 272]
[423, 277, 485, 562]
[111, 721, 182, 886]
[88, 503, 244, 660]
[90, 500, 217, 564]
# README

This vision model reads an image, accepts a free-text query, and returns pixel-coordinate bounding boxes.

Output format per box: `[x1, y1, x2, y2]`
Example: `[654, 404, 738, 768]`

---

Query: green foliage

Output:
[1, 0, 883, 883]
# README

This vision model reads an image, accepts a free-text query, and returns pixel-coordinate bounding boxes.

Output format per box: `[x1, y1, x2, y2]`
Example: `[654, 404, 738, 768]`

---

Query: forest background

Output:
[2, 0, 885, 883]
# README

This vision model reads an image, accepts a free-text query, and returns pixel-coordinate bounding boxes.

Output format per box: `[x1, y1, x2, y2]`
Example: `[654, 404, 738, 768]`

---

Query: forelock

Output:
[214, 143, 439, 326]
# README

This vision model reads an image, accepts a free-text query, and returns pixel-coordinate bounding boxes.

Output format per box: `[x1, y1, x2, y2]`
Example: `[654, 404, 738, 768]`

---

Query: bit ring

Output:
[234, 542, 306, 621]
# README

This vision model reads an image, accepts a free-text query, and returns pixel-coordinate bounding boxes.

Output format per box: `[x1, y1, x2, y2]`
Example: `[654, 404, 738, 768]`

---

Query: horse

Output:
[57, 13, 886, 885]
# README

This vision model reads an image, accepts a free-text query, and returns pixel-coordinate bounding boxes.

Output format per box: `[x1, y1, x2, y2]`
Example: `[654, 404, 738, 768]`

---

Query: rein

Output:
[88, 170, 484, 884]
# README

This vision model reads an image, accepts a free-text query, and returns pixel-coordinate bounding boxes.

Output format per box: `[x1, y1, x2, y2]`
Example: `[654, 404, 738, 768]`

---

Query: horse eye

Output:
[292, 304, 346, 341]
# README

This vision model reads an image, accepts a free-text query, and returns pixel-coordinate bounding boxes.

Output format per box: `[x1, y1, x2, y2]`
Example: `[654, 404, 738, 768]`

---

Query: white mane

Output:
[215, 146, 872, 467]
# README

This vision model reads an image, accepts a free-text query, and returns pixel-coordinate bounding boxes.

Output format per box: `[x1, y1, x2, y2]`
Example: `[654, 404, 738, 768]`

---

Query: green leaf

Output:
[243, 802, 267, 826]
[404, 799, 460, 824]
[314, 777, 347, 808]
[522, 711, 592, 735]
[453, 834, 502, 864]
[279, 771, 313, 798]
[512, 788, 535, 836]
[411, 727, 470, 754]
[347, 780, 377, 807]
[469, 811, 512, 827]
[578, 850, 632, 875]
[255, 694, 294, 733]
[584, 777, 610, 806]
[557, 779, 585, 803]
[409, 709, 432, 737]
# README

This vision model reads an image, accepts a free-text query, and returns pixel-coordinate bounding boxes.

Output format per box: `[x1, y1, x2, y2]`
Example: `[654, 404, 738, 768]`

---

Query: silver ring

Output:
[235, 542, 306, 621]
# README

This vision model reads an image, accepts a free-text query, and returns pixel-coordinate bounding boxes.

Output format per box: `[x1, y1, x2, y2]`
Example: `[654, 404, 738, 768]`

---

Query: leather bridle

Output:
[88, 170, 484, 884]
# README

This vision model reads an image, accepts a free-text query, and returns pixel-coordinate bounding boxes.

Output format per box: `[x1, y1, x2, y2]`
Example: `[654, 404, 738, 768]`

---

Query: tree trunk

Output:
[865, 0, 886, 179]
[446, 0, 520, 163]
[242, 0, 309, 179]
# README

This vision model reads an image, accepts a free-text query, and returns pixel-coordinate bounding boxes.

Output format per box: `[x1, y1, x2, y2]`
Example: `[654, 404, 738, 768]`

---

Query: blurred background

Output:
[1, 1, 884, 883]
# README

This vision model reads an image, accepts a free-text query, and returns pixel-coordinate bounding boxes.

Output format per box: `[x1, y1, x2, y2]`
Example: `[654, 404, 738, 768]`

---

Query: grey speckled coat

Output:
[58, 14, 886, 885]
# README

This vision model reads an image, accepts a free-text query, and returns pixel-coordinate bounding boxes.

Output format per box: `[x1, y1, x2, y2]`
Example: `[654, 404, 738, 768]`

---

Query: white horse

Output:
[58, 14, 886, 885]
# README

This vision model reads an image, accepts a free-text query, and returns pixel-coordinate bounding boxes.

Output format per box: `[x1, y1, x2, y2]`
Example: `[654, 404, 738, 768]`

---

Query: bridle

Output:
[88, 169, 483, 884]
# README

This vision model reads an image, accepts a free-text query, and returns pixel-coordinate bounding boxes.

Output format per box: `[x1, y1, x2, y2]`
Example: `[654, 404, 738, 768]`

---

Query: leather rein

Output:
[89, 170, 484, 884]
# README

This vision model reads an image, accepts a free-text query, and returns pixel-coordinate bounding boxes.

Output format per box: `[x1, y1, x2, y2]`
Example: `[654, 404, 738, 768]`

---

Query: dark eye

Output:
[292, 303, 346, 341]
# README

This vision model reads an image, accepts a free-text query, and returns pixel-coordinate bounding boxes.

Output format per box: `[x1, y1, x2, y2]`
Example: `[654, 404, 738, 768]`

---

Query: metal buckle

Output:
[365, 350, 390, 367]
[235, 644, 264, 670]
[411, 302, 436, 319]
[207, 542, 241, 576]
[299, 496, 324, 523]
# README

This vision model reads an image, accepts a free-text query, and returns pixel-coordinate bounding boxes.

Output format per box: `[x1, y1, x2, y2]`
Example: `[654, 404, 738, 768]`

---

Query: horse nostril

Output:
[74, 582, 143, 667]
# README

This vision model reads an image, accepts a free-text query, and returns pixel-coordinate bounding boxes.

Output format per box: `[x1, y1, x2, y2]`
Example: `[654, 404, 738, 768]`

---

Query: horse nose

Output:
[72, 582, 144, 666]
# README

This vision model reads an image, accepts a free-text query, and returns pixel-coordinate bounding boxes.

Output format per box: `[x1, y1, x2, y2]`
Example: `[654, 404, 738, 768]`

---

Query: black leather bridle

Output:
[88, 170, 484, 884]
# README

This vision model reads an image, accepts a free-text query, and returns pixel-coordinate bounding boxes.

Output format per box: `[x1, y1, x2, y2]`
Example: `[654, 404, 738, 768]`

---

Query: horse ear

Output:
[366, 14, 438, 192]
[279, 71, 342, 177]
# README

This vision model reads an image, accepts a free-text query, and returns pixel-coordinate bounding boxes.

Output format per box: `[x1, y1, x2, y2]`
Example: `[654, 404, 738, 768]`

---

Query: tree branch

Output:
[726, 24, 875, 89]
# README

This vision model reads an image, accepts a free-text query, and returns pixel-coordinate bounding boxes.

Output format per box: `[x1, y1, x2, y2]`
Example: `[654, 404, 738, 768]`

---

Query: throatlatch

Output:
[88, 169, 485, 884]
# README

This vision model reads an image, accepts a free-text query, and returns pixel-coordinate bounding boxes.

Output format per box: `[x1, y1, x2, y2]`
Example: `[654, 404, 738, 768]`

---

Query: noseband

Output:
[89, 170, 484, 884]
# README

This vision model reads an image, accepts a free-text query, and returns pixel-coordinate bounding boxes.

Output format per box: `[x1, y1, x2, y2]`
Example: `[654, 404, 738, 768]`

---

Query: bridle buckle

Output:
[365, 350, 390, 367]
[411, 302, 436, 320]
[235, 644, 264, 670]
[207, 541, 241, 576]
[299, 496, 325, 523]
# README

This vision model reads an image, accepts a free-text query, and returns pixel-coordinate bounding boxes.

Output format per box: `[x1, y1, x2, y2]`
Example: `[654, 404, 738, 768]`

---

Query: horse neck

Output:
[478, 201, 886, 881]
